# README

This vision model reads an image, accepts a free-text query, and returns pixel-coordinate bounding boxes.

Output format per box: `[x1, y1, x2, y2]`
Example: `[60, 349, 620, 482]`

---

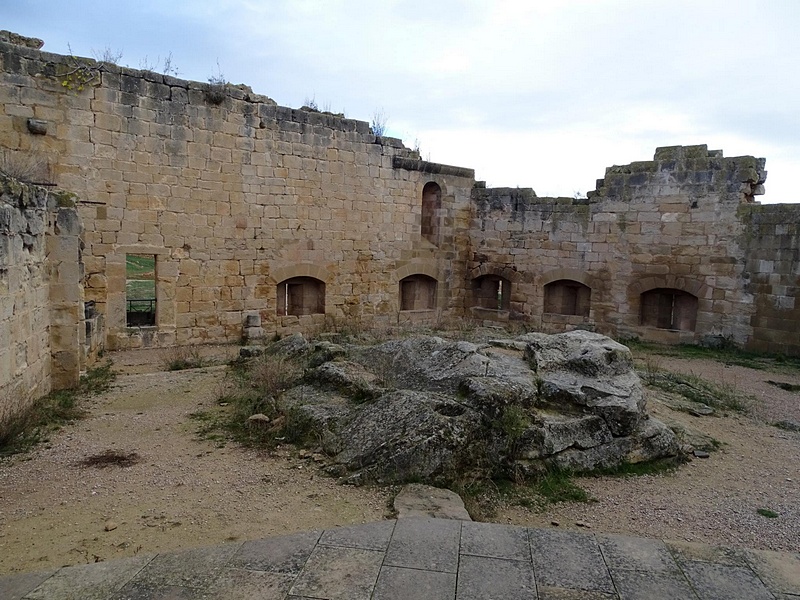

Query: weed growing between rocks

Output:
[0, 361, 116, 457]
[192, 352, 307, 449]
[452, 469, 595, 520]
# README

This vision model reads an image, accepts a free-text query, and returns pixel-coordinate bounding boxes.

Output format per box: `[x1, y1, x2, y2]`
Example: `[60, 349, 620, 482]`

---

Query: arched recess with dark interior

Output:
[400, 275, 437, 311]
[640, 288, 698, 331]
[277, 277, 325, 316]
[472, 274, 511, 311]
[421, 182, 442, 245]
[544, 280, 591, 317]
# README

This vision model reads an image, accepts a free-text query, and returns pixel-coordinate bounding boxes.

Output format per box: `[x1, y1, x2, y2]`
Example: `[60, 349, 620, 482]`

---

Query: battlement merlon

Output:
[588, 144, 767, 203]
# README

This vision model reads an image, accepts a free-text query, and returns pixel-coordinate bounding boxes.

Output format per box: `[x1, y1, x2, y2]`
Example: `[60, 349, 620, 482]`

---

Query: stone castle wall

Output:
[0, 173, 84, 427]
[1, 29, 799, 424]
[0, 36, 475, 351]
[468, 145, 800, 355]
[739, 203, 800, 354]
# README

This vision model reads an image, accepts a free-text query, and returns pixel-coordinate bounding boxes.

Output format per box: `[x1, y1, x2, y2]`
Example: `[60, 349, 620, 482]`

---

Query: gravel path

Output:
[495, 351, 800, 552]
[0, 344, 798, 575]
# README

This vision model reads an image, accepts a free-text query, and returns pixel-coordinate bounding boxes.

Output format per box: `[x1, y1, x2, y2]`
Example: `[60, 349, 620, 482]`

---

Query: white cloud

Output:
[2, 0, 798, 202]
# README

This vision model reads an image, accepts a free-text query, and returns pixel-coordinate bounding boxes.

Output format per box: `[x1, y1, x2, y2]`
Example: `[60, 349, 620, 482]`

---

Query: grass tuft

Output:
[189, 353, 306, 449]
[162, 346, 204, 371]
[0, 361, 115, 457]
[756, 508, 779, 519]
[593, 458, 684, 477]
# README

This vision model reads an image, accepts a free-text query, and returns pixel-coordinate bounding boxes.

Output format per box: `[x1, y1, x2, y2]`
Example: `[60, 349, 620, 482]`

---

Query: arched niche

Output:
[544, 280, 591, 317]
[277, 277, 325, 316]
[400, 274, 437, 311]
[640, 288, 698, 331]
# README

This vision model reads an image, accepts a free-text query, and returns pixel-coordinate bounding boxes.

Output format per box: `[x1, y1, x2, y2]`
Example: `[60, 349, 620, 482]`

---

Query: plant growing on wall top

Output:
[205, 60, 227, 105]
[58, 44, 105, 93]
[371, 108, 388, 137]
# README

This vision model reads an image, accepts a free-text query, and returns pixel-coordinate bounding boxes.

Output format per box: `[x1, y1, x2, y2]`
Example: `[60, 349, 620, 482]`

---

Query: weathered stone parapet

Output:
[392, 157, 475, 179]
[589, 144, 767, 204]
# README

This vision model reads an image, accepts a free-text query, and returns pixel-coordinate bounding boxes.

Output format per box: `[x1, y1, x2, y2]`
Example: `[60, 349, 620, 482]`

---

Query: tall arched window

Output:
[421, 182, 442, 245]
[277, 277, 325, 316]
[400, 275, 437, 311]
[640, 288, 697, 331]
[472, 275, 511, 311]
[544, 280, 591, 317]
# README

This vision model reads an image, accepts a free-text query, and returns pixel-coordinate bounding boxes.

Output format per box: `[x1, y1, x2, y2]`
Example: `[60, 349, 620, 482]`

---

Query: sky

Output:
[4, 0, 799, 202]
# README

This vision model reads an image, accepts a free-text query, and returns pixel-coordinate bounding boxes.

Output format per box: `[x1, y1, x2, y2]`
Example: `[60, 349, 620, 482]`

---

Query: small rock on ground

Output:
[393, 484, 472, 521]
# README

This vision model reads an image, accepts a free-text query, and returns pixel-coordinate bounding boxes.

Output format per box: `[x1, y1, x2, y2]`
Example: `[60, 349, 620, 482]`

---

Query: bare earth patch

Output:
[0, 349, 392, 575]
[0, 345, 798, 575]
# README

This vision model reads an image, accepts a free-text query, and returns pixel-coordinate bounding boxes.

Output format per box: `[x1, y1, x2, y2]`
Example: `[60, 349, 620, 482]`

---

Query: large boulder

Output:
[261, 332, 679, 484]
[522, 330, 645, 435]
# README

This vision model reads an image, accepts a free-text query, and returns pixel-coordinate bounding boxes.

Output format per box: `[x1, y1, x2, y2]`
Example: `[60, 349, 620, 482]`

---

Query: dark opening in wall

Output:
[277, 277, 325, 316]
[126, 254, 156, 327]
[421, 182, 442, 245]
[640, 288, 697, 331]
[400, 275, 437, 310]
[544, 280, 591, 316]
[472, 275, 511, 311]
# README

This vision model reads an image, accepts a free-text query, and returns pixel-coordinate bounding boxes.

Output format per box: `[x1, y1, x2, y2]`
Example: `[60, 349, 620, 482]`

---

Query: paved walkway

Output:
[1, 518, 798, 599]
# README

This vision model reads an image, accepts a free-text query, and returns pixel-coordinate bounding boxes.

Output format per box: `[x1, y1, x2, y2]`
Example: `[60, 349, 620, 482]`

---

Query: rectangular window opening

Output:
[126, 254, 156, 327]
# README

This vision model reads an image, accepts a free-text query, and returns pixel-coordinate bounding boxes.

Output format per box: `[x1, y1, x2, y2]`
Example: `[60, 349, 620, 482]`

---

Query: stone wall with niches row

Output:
[0, 36, 475, 350]
[469, 144, 800, 353]
[1, 33, 799, 359]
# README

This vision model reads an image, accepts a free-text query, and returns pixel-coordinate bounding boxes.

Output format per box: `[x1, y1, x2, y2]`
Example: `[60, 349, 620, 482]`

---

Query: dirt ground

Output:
[0, 343, 798, 575]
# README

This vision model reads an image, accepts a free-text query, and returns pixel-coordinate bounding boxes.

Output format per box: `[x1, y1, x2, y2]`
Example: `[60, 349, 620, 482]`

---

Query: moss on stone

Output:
[52, 191, 78, 207]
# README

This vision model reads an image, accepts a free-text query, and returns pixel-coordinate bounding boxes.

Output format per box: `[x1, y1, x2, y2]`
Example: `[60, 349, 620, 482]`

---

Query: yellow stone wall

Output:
[0, 39, 474, 350]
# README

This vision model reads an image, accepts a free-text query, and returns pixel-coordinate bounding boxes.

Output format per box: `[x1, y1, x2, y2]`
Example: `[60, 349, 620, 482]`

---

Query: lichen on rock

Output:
[267, 330, 680, 485]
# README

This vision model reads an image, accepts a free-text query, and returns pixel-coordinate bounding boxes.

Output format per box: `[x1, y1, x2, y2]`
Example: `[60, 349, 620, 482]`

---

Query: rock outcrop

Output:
[268, 330, 679, 484]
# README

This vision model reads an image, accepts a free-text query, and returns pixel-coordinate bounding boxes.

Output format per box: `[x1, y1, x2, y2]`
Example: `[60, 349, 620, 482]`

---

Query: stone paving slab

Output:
[1, 518, 798, 599]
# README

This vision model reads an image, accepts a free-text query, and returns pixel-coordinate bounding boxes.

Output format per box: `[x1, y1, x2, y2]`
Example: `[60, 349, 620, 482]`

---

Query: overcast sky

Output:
[5, 0, 799, 202]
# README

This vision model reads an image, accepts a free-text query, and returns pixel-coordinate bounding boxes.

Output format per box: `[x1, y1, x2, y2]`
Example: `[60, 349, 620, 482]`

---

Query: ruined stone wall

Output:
[739, 204, 800, 355]
[0, 38, 475, 350]
[469, 145, 774, 348]
[2, 34, 799, 359]
[0, 173, 83, 428]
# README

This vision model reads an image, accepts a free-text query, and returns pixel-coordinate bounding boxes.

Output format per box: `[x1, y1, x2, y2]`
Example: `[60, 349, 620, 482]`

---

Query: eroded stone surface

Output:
[279, 332, 679, 484]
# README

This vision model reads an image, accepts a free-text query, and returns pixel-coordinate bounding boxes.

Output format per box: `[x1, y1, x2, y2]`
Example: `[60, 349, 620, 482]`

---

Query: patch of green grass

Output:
[593, 458, 683, 477]
[454, 469, 593, 519]
[0, 361, 116, 457]
[756, 508, 779, 519]
[187, 353, 309, 450]
[624, 338, 800, 374]
[495, 405, 531, 445]
[126, 279, 155, 301]
[533, 470, 592, 504]
[188, 410, 230, 447]
[126, 254, 155, 277]
[644, 370, 753, 412]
